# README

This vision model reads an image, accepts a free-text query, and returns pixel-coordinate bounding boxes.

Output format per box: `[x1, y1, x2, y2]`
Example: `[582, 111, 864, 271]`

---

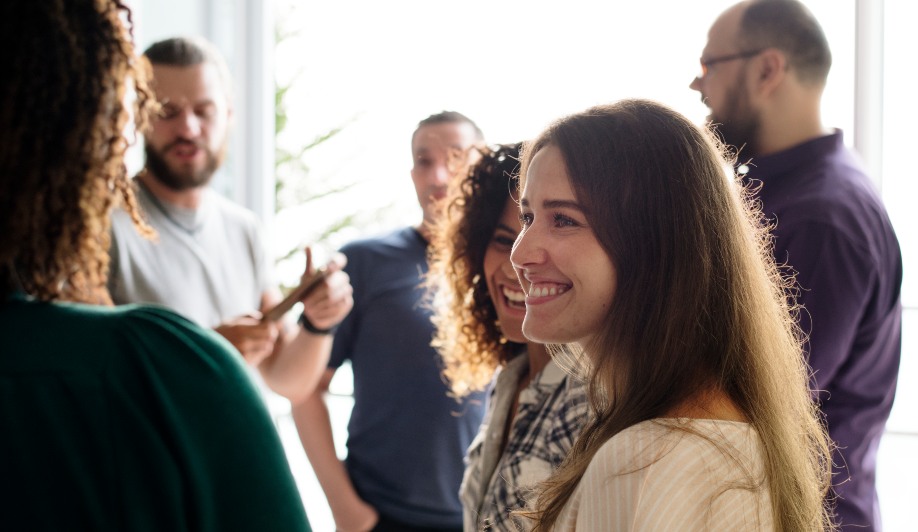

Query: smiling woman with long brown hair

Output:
[511, 99, 833, 531]
[0, 2, 310, 530]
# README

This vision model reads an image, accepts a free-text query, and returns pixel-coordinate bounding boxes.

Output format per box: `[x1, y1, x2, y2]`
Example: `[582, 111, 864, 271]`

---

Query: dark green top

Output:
[0, 294, 311, 531]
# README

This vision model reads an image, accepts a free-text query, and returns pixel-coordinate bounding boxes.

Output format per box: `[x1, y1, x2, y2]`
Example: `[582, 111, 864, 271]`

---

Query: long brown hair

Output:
[522, 100, 832, 531]
[428, 144, 523, 398]
[0, 0, 154, 303]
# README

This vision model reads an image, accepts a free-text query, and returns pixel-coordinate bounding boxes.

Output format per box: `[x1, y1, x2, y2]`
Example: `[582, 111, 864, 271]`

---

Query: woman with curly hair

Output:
[512, 100, 833, 531]
[429, 144, 589, 531]
[0, 2, 310, 530]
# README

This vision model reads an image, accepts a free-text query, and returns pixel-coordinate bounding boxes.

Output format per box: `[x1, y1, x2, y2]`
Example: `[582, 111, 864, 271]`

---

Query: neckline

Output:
[136, 178, 204, 236]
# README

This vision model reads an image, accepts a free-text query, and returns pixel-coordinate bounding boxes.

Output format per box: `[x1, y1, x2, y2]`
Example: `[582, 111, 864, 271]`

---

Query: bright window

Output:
[272, 0, 855, 263]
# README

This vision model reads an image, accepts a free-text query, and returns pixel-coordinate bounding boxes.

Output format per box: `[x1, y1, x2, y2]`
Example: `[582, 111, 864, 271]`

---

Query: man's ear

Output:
[753, 48, 787, 96]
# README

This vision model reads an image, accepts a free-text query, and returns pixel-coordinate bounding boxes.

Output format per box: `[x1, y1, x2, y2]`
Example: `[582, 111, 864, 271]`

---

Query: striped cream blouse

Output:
[554, 418, 773, 531]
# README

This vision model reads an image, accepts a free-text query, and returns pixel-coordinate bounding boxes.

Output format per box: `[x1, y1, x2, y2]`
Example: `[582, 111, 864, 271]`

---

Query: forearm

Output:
[259, 328, 333, 403]
[293, 391, 376, 530]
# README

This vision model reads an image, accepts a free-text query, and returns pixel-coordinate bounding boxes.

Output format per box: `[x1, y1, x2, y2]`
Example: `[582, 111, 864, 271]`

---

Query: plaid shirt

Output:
[460, 354, 589, 531]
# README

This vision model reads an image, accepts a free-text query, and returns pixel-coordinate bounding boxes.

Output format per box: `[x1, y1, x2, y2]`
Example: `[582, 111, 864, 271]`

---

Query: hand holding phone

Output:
[260, 268, 329, 323]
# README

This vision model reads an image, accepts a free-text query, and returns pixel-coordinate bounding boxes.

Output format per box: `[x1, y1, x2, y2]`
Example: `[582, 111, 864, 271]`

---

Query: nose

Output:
[689, 76, 701, 92]
[510, 225, 545, 275]
[433, 164, 451, 186]
[175, 108, 202, 138]
[500, 252, 517, 276]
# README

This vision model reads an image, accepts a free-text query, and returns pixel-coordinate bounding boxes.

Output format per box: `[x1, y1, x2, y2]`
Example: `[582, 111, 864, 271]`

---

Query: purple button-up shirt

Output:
[744, 131, 902, 531]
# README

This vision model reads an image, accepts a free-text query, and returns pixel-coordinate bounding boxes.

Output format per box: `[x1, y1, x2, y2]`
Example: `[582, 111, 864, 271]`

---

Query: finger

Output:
[224, 314, 260, 327]
[323, 275, 353, 304]
[324, 251, 347, 273]
[243, 335, 275, 354]
[304, 246, 315, 276]
[306, 295, 352, 324]
[241, 342, 273, 365]
[239, 324, 276, 342]
[311, 270, 349, 299]
[301, 270, 347, 306]
[235, 319, 272, 332]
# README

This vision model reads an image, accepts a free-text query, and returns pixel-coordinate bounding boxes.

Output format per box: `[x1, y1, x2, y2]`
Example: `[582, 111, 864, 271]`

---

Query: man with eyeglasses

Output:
[691, 1, 902, 530]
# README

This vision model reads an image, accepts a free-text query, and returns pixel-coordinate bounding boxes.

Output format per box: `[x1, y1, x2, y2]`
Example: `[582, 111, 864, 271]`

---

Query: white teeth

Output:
[528, 284, 568, 297]
[502, 287, 525, 302]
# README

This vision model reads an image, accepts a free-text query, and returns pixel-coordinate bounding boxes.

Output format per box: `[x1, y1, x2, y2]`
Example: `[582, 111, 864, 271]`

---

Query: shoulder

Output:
[9, 300, 246, 387]
[109, 202, 145, 242]
[341, 226, 423, 255]
[99, 304, 247, 382]
[764, 143, 893, 240]
[113, 303, 216, 338]
[590, 419, 761, 476]
[572, 420, 771, 530]
[339, 226, 427, 277]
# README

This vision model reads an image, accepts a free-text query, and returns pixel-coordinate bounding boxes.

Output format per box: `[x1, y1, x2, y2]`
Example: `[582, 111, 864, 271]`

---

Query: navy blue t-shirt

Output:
[744, 131, 902, 531]
[330, 226, 487, 528]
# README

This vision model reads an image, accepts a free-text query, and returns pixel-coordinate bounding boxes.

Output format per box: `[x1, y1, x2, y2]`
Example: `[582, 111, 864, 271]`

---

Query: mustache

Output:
[163, 139, 205, 152]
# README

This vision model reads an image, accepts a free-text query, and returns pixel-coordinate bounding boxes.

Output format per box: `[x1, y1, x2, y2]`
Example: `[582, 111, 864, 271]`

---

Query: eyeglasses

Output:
[697, 49, 764, 80]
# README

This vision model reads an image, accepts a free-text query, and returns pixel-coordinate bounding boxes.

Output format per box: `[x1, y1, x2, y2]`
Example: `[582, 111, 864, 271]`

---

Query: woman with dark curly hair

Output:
[429, 144, 589, 531]
[0, 2, 310, 530]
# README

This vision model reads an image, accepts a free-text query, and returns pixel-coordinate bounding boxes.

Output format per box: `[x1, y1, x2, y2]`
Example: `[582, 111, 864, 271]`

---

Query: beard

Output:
[144, 139, 225, 191]
[708, 79, 761, 162]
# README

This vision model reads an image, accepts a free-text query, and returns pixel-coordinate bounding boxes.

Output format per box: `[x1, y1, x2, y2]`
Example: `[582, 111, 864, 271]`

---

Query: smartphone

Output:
[260, 268, 328, 322]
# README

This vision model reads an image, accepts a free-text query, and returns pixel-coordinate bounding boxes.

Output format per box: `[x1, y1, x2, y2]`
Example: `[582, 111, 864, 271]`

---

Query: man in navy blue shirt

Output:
[691, 1, 902, 530]
[293, 112, 488, 532]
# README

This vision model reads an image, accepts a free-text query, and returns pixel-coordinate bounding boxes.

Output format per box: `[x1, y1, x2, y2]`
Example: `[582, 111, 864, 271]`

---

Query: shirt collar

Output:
[519, 358, 572, 405]
[742, 129, 844, 183]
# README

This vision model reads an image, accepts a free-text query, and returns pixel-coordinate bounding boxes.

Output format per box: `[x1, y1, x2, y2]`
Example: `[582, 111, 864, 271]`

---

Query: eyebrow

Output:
[160, 98, 217, 108]
[494, 222, 518, 234]
[519, 198, 585, 212]
[413, 143, 465, 155]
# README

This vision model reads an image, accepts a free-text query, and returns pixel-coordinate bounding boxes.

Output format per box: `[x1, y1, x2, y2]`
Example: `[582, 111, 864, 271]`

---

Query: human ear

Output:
[754, 48, 787, 96]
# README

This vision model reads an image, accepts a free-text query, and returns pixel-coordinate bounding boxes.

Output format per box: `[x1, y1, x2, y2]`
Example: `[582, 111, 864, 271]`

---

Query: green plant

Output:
[273, 19, 356, 217]
[272, 10, 389, 291]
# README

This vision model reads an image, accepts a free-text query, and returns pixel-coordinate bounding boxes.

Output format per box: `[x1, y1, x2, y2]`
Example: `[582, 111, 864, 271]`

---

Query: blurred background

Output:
[128, 1, 915, 530]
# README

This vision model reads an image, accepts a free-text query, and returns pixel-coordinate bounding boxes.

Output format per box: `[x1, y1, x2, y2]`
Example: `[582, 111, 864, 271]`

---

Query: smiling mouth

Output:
[527, 283, 570, 298]
[502, 286, 526, 309]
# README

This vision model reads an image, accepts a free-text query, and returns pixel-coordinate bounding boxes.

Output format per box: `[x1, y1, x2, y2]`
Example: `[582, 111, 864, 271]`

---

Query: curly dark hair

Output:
[0, 0, 154, 303]
[428, 143, 524, 398]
